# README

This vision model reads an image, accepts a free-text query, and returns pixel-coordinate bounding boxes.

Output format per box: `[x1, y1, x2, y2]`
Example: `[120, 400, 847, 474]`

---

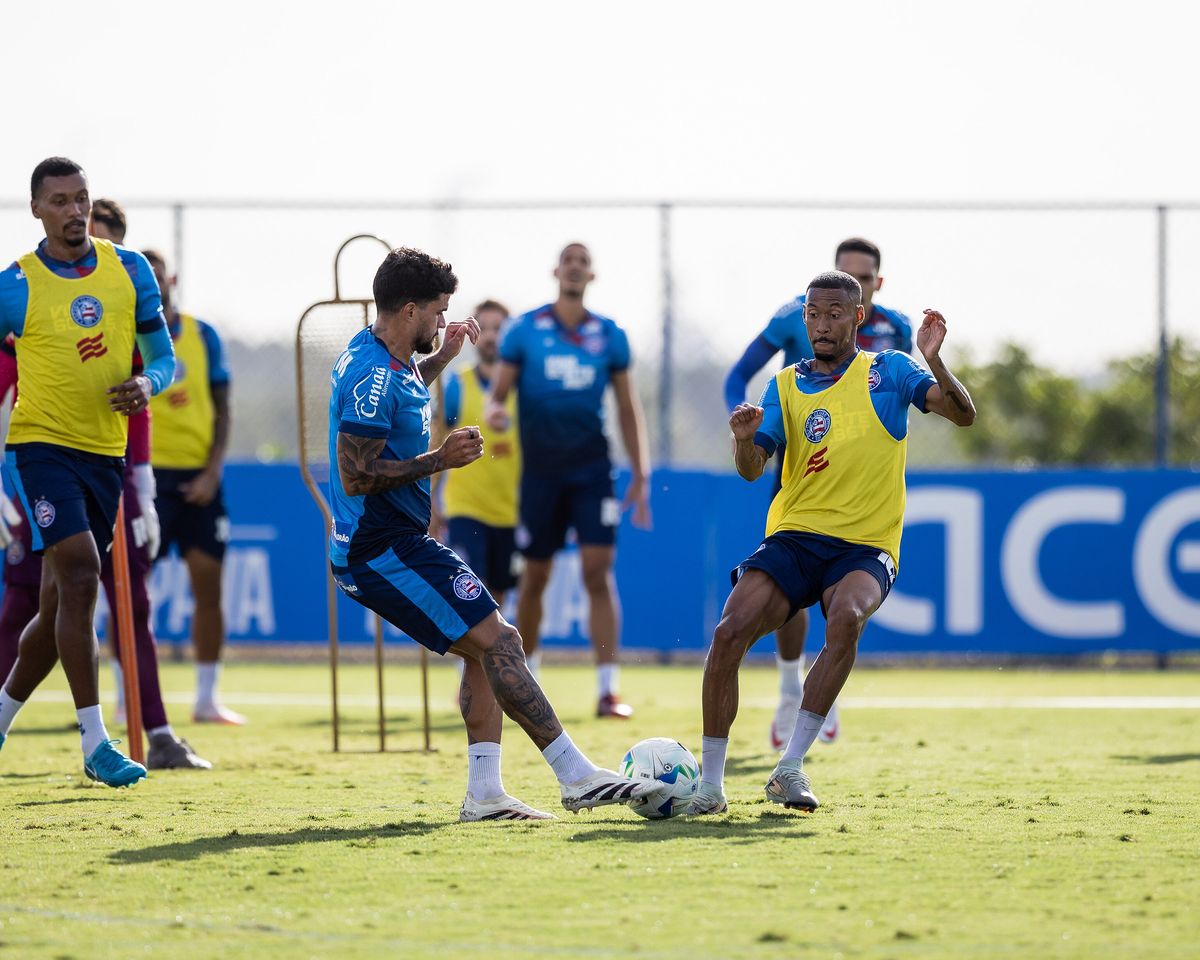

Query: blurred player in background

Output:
[486, 244, 651, 718]
[143, 250, 239, 725]
[691, 272, 975, 815]
[0, 158, 175, 786]
[329, 247, 663, 818]
[724, 237, 913, 751]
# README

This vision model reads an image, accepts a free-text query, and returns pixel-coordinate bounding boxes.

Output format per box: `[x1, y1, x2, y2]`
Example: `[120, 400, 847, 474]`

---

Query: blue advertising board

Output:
[117, 465, 1200, 656]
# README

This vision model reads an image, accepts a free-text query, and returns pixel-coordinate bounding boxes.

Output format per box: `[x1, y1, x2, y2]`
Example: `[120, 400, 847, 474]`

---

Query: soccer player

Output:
[690, 271, 975, 815]
[724, 237, 913, 751]
[0, 157, 176, 786]
[486, 243, 651, 717]
[143, 250, 240, 725]
[330, 247, 661, 817]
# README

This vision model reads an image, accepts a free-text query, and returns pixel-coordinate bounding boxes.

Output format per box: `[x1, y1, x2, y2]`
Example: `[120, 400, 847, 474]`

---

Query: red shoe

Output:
[597, 694, 634, 718]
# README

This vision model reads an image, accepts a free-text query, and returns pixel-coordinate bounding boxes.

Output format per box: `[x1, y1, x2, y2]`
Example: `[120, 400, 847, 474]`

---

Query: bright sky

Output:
[3, 0, 1198, 373]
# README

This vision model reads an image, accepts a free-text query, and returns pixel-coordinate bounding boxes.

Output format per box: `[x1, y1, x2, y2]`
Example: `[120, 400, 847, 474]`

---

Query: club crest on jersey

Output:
[580, 334, 607, 356]
[33, 499, 55, 528]
[804, 408, 832, 444]
[6, 539, 25, 565]
[69, 295, 103, 328]
[867, 366, 882, 391]
[453, 573, 483, 601]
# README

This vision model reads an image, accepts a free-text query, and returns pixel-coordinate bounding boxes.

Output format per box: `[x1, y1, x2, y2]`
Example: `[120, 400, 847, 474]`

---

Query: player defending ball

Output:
[689, 271, 976, 815]
[328, 247, 663, 817]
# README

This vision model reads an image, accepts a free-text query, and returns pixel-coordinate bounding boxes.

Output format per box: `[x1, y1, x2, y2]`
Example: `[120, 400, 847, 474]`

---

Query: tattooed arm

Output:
[916, 309, 977, 427]
[337, 426, 483, 496]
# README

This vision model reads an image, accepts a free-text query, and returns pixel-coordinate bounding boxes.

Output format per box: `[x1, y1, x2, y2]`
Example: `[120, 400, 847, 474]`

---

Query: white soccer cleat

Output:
[769, 696, 801, 752]
[193, 702, 247, 726]
[559, 768, 665, 813]
[684, 782, 728, 816]
[764, 758, 820, 812]
[818, 702, 840, 744]
[460, 792, 556, 822]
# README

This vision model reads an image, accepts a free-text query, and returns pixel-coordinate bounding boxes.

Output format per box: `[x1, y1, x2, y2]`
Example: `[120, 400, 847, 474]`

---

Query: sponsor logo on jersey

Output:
[69, 295, 103, 328]
[544, 355, 597, 390]
[803, 446, 830, 479]
[352, 366, 390, 420]
[804, 408, 832, 443]
[76, 332, 107, 362]
[867, 366, 882, 391]
[453, 572, 483, 601]
[33, 499, 55, 528]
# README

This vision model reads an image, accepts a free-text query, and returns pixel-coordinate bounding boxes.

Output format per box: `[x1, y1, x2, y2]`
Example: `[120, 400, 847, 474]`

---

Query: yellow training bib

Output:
[10, 239, 136, 456]
[150, 313, 214, 469]
[766, 351, 907, 568]
[442, 366, 520, 527]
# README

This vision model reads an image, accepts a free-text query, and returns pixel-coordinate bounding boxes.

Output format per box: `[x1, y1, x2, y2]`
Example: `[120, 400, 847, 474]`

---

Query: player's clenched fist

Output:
[438, 425, 485, 469]
[729, 403, 764, 441]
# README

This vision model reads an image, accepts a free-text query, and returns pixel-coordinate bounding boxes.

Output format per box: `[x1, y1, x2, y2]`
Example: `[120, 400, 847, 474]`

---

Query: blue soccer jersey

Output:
[328, 327, 433, 566]
[499, 304, 631, 473]
[755, 349, 936, 454]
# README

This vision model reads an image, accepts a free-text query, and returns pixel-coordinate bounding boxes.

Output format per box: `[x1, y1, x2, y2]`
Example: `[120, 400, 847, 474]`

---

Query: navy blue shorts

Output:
[6, 442, 124, 555]
[519, 461, 619, 560]
[446, 517, 519, 593]
[733, 531, 897, 620]
[331, 534, 499, 655]
[154, 467, 230, 561]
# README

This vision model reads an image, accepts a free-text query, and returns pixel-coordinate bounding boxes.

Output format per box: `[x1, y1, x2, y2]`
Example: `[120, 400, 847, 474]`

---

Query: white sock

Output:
[196, 662, 219, 707]
[112, 659, 125, 711]
[77, 704, 109, 757]
[776, 654, 803, 699]
[597, 663, 619, 698]
[541, 731, 598, 785]
[700, 736, 728, 791]
[526, 650, 542, 682]
[781, 709, 825, 762]
[466, 741, 504, 799]
[148, 724, 174, 739]
[0, 688, 25, 736]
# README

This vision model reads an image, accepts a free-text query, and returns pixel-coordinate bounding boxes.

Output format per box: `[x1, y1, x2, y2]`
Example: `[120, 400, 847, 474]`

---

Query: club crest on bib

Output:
[453, 572, 483, 601]
[804, 408, 832, 444]
[33, 499, 55, 528]
[70, 295, 103, 328]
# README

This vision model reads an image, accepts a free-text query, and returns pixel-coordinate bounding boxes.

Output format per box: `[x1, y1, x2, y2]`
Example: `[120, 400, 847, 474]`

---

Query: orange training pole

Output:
[111, 499, 144, 764]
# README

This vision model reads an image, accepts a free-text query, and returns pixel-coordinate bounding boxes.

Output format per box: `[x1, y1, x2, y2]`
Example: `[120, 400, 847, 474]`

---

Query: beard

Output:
[415, 335, 438, 355]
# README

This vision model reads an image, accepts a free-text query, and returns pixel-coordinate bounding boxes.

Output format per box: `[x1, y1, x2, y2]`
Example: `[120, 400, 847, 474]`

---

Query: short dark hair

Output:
[473, 298, 509, 317]
[373, 247, 458, 313]
[31, 157, 85, 199]
[91, 198, 127, 241]
[559, 242, 590, 264]
[142, 248, 166, 268]
[834, 237, 881, 270]
[807, 270, 862, 303]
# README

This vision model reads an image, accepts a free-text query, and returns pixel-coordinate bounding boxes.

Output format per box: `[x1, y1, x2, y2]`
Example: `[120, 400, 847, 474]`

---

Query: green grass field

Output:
[1, 661, 1198, 959]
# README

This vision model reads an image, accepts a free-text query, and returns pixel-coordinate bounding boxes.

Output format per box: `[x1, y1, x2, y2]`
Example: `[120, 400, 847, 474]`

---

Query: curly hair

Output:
[373, 247, 458, 313]
[807, 270, 862, 304]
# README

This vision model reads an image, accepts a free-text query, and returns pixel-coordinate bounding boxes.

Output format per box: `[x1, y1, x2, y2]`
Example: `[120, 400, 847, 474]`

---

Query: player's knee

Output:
[580, 563, 611, 595]
[712, 616, 752, 658]
[825, 605, 867, 645]
[519, 562, 552, 594]
[55, 562, 99, 606]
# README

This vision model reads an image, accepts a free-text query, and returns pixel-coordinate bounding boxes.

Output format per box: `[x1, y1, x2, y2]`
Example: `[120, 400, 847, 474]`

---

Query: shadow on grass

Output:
[1112, 753, 1200, 765]
[292, 716, 463, 735]
[561, 809, 817, 844]
[0, 771, 62, 780]
[17, 796, 120, 807]
[109, 820, 452, 864]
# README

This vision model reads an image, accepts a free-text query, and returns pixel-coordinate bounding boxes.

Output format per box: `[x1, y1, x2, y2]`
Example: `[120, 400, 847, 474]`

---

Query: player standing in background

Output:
[691, 272, 975, 815]
[486, 244, 652, 718]
[143, 250, 240, 725]
[723, 238, 913, 751]
[0, 158, 175, 786]
[330, 247, 663, 816]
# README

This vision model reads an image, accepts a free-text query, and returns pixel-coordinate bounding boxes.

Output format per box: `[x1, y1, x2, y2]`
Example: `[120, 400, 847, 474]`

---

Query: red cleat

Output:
[596, 694, 634, 718]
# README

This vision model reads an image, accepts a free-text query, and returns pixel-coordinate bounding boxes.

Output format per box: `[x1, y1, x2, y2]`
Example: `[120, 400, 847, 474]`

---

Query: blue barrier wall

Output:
[134, 465, 1200, 655]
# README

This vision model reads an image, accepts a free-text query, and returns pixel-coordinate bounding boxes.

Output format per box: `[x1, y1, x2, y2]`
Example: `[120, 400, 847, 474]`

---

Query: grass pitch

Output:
[1, 661, 1197, 959]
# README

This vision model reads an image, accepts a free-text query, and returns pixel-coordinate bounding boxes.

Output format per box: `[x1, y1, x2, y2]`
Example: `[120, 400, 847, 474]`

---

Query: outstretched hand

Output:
[438, 317, 481, 363]
[916, 309, 948, 361]
[729, 403, 764, 442]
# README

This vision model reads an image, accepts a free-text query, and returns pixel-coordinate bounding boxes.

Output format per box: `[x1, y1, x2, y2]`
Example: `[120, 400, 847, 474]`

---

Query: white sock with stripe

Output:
[542, 731, 597, 785]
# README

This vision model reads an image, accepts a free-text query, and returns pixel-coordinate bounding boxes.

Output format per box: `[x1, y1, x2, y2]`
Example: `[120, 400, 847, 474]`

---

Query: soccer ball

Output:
[620, 737, 700, 819]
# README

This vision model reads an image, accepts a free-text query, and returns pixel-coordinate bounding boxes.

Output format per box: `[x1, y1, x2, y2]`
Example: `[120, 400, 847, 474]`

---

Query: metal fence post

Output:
[658, 202, 674, 467]
[172, 203, 185, 302]
[1155, 205, 1169, 467]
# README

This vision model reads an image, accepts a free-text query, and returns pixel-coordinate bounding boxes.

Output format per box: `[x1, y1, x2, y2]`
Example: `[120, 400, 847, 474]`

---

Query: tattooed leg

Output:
[458, 654, 503, 745]
[453, 613, 563, 750]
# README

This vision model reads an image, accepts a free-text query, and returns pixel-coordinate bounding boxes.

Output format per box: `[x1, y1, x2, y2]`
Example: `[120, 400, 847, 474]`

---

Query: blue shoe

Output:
[84, 740, 147, 788]
[0, 731, 6, 752]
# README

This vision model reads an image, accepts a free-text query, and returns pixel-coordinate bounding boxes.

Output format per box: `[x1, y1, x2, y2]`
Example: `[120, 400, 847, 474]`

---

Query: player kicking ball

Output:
[329, 247, 664, 820]
[689, 271, 976, 815]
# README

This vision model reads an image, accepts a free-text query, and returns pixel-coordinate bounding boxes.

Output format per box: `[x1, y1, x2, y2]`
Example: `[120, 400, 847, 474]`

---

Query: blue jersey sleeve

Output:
[136, 324, 176, 395]
[338, 362, 396, 439]
[498, 319, 525, 366]
[609, 323, 631, 372]
[753, 376, 786, 457]
[724, 334, 777, 411]
[0, 263, 26, 339]
[117, 249, 166, 327]
[880, 350, 936, 412]
[442, 371, 462, 427]
[197, 320, 230, 385]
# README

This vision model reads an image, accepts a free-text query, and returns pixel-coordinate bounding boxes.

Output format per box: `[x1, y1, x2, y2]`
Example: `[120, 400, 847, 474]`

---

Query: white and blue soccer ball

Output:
[620, 737, 700, 820]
